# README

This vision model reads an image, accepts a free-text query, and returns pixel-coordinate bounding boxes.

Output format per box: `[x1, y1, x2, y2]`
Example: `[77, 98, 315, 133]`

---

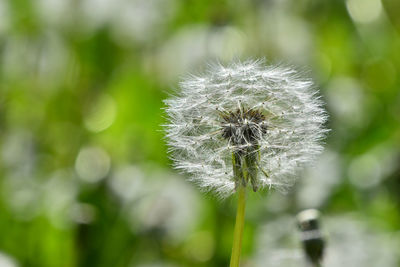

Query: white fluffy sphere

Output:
[164, 60, 327, 198]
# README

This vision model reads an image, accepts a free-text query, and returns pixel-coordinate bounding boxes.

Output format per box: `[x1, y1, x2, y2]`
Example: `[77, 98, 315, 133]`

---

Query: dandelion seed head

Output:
[164, 59, 328, 198]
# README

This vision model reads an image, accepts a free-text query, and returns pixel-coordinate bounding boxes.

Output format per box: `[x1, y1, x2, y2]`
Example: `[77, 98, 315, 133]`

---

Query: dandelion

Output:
[164, 59, 327, 266]
[165, 59, 327, 195]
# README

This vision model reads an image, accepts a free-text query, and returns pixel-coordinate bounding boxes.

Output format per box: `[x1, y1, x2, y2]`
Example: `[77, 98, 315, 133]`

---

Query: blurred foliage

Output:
[0, 0, 399, 266]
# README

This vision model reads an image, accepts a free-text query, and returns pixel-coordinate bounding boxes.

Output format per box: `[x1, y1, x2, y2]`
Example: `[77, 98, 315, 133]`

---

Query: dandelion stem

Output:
[230, 185, 247, 267]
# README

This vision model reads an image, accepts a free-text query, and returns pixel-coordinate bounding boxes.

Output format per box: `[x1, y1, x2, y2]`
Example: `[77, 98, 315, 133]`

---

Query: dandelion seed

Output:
[164, 59, 327, 198]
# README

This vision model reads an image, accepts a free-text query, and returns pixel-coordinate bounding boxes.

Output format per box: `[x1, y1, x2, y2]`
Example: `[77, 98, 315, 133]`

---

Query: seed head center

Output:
[220, 108, 268, 146]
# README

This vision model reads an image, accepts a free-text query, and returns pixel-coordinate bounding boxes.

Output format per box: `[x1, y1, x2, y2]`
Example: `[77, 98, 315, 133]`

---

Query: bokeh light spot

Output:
[0, 252, 18, 267]
[109, 165, 144, 202]
[346, 0, 382, 24]
[70, 203, 96, 224]
[75, 146, 111, 183]
[84, 94, 117, 133]
[348, 154, 382, 189]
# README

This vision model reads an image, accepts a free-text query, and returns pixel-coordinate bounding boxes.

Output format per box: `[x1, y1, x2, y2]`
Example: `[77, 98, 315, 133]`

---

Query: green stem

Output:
[229, 185, 247, 267]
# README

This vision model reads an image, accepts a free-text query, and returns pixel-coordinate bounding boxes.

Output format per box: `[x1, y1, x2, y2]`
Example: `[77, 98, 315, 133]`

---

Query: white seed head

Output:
[164, 59, 328, 198]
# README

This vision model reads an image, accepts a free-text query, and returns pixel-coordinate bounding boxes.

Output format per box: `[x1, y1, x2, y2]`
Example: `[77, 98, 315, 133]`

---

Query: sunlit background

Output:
[0, 0, 399, 266]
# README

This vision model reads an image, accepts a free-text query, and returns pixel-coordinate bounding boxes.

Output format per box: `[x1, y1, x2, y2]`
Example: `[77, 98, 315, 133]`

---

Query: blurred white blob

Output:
[153, 25, 246, 82]
[2, 174, 41, 221]
[42, 170, 79, 228]
[255, 2, 312, 64]
[207, 27, 246, 61]
[324, 217, 399, 267]
[348, 142, 398, 189]
[348, 154, 382, 189]
[2, 37, 35, 79]
[346, 0, 382, 24]
[69, 203, 96, 224]
[326, 77, 367, 128]
[109, 165, 145, 202]
[2, 166, 95, 227]
[80, 0, 176, 43]
[110, 0, 177, 44]
[297, 150, 342, 208]
[110, 165, 202, 242]
[1, 33, 69, 90]
[35, 32, 70, 89]
[1, 130, 39, 221]
[36, 0, 74, 27]
[253, 215, 400, 267]
[84, 94, 117, 133]
[1, 130, 35, 172]
[0, 0, 10, 34]
[80, 0, 117, 30]
[270, 17, 311, 62]
[129, 175, 201, 242]
[253, 216, 303, 267]
[0, 252, 18, 267]
[75, 146, 111, 183]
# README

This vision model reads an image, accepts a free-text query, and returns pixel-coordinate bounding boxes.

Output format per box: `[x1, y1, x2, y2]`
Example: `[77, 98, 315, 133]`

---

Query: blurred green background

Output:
[0, 0, 399, 266]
